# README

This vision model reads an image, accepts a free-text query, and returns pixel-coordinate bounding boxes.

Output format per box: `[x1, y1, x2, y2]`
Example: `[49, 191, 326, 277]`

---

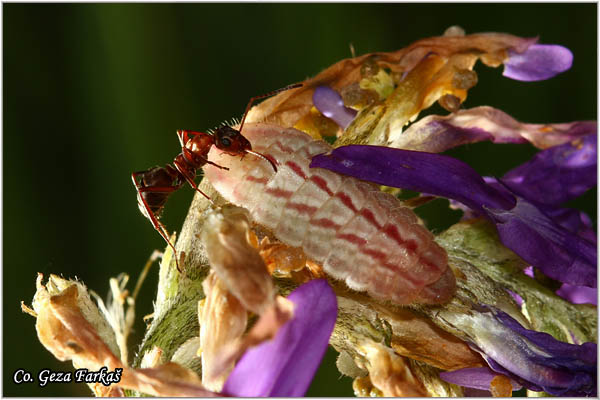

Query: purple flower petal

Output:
[223, 279, 337, 397]
[506, 289, 524, 306]
[484, 133, 597, 284]
[439, 367, 521, 392]
[311, 146, 596, 287]
[541, 206, 597, 244]
[490, 309, 597, 396]
[394, 106, 596, 153]
[310, 145, 515, 214]
[313, 86, 358, 129]
[461, 307, 597, 396]
[503, 44, 573, 81]
[482, 135, 597, 285]
[525, 206, 597, 285]
[499, 134, 597, 206]
[556, 282, 598, 305]
[486, 198, 597, 287]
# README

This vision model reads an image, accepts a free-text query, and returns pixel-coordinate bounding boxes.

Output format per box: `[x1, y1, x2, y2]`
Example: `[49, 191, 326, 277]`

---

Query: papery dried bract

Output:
[391, 106, 597, 152]
[127, 362, 216, 397]
[345, 52, 476, 145]
[31, 274, 121, 361]
[199, 272, 248, 391]
[352, 376, 383, 397]
[373, 304, 484, 371]
[201, 205, 276, 315]
[244, 32, 535, 135]
[210, 295, 295, 386]
[27, 274, 216, 397]
[33, 281, 122, 372]
[359, 341, 428, 397]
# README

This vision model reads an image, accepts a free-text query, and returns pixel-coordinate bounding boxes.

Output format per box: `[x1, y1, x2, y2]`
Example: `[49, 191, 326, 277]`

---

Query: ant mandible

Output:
[132, 83, 302, 271]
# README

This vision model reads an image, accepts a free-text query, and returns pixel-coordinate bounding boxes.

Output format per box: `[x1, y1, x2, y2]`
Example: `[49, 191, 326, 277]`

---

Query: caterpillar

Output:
[204, 123, 456, 305]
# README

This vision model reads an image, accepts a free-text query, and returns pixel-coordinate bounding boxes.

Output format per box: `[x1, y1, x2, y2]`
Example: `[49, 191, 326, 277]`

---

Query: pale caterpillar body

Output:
[204, 123, 456, 305]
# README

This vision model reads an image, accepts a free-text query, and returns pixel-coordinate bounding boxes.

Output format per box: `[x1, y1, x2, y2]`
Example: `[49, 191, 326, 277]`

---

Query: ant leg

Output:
[176, 130, 188, 147]
[203, 158, 229, 170]
[181, 174, 214, 205]
[171, 161, 216, 204]
[131, 173, 182, 272]
[176, 130, 199, 147]
[238, 83, 303, 132]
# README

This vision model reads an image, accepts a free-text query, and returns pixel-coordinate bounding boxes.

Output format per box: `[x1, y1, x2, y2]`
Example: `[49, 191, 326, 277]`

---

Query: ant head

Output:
[213, 126, 252, 156]
[213, 125, 278, 172]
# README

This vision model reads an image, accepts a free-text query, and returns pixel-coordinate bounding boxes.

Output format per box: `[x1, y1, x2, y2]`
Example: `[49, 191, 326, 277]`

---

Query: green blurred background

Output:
[4, 3, 596, 397]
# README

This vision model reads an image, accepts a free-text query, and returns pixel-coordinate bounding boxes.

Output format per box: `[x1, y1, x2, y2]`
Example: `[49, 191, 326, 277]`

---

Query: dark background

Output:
[4, 3, 596, 397]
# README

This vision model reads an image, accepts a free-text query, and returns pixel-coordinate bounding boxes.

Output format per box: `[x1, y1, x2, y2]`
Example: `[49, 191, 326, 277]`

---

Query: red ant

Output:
[132, 83, 302, 272]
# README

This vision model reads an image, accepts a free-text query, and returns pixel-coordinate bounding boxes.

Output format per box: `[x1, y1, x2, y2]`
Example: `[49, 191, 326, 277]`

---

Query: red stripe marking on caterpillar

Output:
[204, 124, 456, 305]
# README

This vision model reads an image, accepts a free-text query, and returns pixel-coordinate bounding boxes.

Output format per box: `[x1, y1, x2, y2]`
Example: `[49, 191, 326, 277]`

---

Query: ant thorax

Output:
[183, 134, 215, 167]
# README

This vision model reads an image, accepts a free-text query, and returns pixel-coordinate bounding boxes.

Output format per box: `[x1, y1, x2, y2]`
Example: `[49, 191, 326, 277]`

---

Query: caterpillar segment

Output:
[204, 123, 456, 305]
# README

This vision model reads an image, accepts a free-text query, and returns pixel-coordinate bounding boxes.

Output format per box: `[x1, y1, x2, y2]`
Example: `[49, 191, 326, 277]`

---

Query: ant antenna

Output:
[245, 149, 278, 172]
[238, 83, 303, 134]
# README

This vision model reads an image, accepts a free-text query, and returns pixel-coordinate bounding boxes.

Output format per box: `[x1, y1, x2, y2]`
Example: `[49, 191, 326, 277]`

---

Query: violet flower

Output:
[495, 134, 596, 206]
[503, 44, 573, 82]
[484, 134, 598, 300]
[310, 143, 597, 288]
[223, 279, 338, 397]
[439, 307, 596, 396]
[506, 289, 524, 307]
[312, 86, 358, 130]
[484, 308, 596, 396]
[555, 282, 597, 306]
[486, 196, 596, 287]
[439, 366, 522, 393]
